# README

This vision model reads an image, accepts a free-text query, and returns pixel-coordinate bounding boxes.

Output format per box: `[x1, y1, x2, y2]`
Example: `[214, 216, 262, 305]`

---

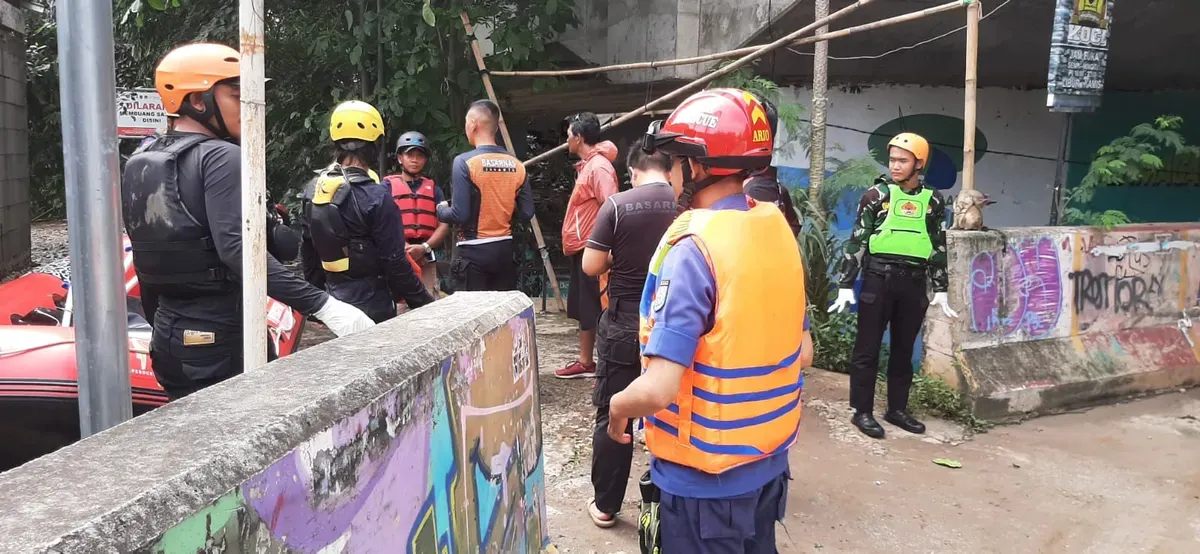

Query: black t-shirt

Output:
[586, 182, 678, 301]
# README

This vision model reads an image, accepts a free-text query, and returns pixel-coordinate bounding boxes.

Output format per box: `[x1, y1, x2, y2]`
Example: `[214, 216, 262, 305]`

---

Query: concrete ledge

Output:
[925, 224, 1200, 420]
[0, 291, 551, 553]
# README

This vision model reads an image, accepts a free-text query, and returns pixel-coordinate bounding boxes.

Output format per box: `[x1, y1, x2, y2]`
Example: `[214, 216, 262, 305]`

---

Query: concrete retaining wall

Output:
[0, 292, 552, 553]
[0, 0, 29, 276]
[925, 225, 1200, 419]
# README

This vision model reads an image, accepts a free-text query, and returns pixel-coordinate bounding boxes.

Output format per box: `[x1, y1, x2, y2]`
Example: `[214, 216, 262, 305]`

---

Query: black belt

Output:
[609, 297, 640, 314]
[866, 258, 927, 278]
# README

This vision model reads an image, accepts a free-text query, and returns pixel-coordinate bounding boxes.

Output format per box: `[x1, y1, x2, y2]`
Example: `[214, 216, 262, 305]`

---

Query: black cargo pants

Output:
[591, 298, 642, 515]
[848, 259, 929, 414]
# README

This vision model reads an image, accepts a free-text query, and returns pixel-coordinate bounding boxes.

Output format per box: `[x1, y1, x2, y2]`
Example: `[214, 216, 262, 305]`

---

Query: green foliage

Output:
[1065, 115, 1199, 228]
[810, 311, 889, 374]
[26, 5, 64, 221]
[27, 0, 578, 220]
[905, 375, 992, 433]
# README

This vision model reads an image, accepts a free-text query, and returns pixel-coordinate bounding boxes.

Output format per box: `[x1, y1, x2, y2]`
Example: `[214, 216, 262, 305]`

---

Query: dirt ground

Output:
[533, 312, 1200, 554]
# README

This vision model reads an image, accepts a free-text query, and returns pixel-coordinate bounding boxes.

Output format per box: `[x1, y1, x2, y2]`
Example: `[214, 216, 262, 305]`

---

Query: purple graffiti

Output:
[240, 412, 433, 552]
[969, 237, 1063, 337]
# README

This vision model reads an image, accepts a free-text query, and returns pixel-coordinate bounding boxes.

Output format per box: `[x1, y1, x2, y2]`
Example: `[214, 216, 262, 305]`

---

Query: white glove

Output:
[313, 297, 376, 337]
[930, 292, 959, 319]
[828, 288, 856, 313]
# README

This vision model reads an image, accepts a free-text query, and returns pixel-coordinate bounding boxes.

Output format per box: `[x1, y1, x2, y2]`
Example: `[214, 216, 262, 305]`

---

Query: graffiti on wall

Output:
[1071, 234, 1189, 331]
[966, 230, 1200, 341]
[968, 236, 1064, 338]
[140, 309, 549, 554]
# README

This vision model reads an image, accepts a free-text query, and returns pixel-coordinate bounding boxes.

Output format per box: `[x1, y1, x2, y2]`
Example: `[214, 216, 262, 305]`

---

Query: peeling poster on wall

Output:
[1046, 0, 1114, 113]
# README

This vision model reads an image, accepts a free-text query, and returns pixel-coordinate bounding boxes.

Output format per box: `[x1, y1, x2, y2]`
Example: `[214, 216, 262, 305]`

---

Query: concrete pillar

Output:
[0, 0, 29, 276]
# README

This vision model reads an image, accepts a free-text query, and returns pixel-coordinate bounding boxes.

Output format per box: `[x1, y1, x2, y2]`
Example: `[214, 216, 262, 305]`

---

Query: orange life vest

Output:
[639, 202, 807, 475]
[386, 175, 439, 242]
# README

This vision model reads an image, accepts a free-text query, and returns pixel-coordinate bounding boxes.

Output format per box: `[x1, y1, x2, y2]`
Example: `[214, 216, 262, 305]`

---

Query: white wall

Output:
[774, 85, 1065, 228]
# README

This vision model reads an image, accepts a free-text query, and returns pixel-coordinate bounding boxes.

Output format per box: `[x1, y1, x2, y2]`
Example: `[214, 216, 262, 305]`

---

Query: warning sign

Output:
[116, 88, 168, 138]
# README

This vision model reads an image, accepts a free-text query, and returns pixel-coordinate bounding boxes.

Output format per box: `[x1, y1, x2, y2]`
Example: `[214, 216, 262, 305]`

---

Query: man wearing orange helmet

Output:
[121, 43, 375, 400]
[829, 132, 958, 439]
[605, 89, 812, 552]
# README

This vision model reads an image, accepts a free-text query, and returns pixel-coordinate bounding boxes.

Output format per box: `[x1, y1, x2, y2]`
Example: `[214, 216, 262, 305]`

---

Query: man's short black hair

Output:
[627, 145, 671, 174]
[469, 99, 500, 122]
[568, 112, 602, 145]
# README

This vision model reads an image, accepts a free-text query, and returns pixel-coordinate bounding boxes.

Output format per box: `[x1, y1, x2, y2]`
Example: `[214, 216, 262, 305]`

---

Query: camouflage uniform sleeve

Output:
[927, 190, 949, 292]
[837, 183, 886, 288]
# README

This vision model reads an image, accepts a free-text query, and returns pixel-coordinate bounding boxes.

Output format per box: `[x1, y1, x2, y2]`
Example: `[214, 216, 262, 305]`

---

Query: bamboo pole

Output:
[522, 0, 971, 167]
[962, 0, 981, 191]
[460, 13, 566, 312]
[493, 0, 966, 78]
[809, 0, 830, 210]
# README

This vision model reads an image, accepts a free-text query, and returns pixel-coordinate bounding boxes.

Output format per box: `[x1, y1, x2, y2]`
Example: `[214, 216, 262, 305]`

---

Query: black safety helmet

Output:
[396, 131, 430, 156]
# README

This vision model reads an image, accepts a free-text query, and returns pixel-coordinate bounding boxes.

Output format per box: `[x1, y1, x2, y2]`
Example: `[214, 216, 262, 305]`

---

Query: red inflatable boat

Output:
[0, 235, 306, 470]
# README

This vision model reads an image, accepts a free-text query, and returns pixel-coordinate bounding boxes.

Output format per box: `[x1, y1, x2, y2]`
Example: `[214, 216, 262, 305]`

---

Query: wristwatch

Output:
[422, 242, 431, 253]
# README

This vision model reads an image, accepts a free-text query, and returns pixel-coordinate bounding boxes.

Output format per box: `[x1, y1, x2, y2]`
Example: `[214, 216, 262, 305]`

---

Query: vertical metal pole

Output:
[240, 0, 268, 371]
[962, 0, 981, 191]
[1048, 112, 1073, 226]
[808, 0, 830, 210]
[55, 0, 131, 436]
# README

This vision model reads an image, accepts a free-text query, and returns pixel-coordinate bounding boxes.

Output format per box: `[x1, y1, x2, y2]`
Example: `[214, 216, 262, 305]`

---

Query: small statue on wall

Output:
[951, 189, 996, 231]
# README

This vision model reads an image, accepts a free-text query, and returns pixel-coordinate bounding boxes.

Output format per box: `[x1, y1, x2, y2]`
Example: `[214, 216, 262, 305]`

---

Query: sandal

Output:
[588, 500, 617, 528]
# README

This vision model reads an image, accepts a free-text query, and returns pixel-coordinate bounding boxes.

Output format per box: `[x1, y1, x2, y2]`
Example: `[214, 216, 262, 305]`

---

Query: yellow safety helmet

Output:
[887, 132, 930, 165]
[330, 100, 385, 143]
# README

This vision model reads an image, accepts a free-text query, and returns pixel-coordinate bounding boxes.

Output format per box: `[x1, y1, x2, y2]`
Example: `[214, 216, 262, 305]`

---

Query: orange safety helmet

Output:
[155, 43, 241, 115]
[887, 132, 930, 166]
[644, 88, 774, 176]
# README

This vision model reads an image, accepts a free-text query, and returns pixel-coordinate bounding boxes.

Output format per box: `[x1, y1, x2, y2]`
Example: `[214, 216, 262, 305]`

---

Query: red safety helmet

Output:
[643, 88, 774, 176]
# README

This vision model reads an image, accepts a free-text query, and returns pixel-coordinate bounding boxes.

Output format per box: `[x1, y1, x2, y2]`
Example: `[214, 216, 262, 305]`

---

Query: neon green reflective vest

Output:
[867, 184, 933, 260]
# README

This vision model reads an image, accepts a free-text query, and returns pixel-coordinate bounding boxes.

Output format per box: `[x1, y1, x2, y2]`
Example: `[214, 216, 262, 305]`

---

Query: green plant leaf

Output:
[1139, 153, 1163, 168]
[345, 9, 354, 30]
[422, 1, 437, 26]
[547, 0, 558, 14]
[146, 0, 168, 10]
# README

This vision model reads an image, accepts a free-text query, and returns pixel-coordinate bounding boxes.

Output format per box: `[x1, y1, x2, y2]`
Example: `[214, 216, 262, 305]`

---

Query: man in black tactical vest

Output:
[122, 43, 375, 400]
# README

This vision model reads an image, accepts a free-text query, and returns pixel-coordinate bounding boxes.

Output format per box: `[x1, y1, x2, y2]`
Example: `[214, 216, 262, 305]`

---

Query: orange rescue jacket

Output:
[639, 202, 807, 475]
[385, 175, 439, 242]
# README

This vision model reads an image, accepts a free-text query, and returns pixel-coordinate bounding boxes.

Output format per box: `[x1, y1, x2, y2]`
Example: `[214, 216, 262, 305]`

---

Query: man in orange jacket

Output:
[607, 89, 813, 552]
[556, 112, 619, 379]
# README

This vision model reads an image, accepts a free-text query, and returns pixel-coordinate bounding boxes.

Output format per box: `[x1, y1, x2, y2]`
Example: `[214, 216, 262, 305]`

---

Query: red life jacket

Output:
[385, 175, 439, 242]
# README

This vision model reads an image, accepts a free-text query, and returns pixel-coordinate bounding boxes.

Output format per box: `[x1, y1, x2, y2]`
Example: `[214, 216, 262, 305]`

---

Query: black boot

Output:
[884, 410, 926, 435]
[852, 412, 885, 439]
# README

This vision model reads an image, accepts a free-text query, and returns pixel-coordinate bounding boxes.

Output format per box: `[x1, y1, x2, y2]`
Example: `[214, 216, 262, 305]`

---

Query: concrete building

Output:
[0, 0, 28, 276]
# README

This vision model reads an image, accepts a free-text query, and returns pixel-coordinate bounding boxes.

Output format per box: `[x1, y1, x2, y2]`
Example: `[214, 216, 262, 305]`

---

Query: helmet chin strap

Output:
[674, 159, 725, 213]
[180, 90, 235, 143]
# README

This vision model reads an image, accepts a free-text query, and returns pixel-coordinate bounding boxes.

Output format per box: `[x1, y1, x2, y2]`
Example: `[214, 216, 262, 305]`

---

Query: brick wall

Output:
[0, 0, 28, 276]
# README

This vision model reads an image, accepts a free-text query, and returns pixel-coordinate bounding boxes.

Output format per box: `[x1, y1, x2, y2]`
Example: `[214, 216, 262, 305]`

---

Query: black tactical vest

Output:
[121, 134, 234, 298]
[308, 166, 381, 282]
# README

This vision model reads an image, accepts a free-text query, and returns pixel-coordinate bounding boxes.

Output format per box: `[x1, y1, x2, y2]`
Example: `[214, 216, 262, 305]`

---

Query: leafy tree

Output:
[27, 0, 578, 220]
[1065, 115, 1199, 228]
